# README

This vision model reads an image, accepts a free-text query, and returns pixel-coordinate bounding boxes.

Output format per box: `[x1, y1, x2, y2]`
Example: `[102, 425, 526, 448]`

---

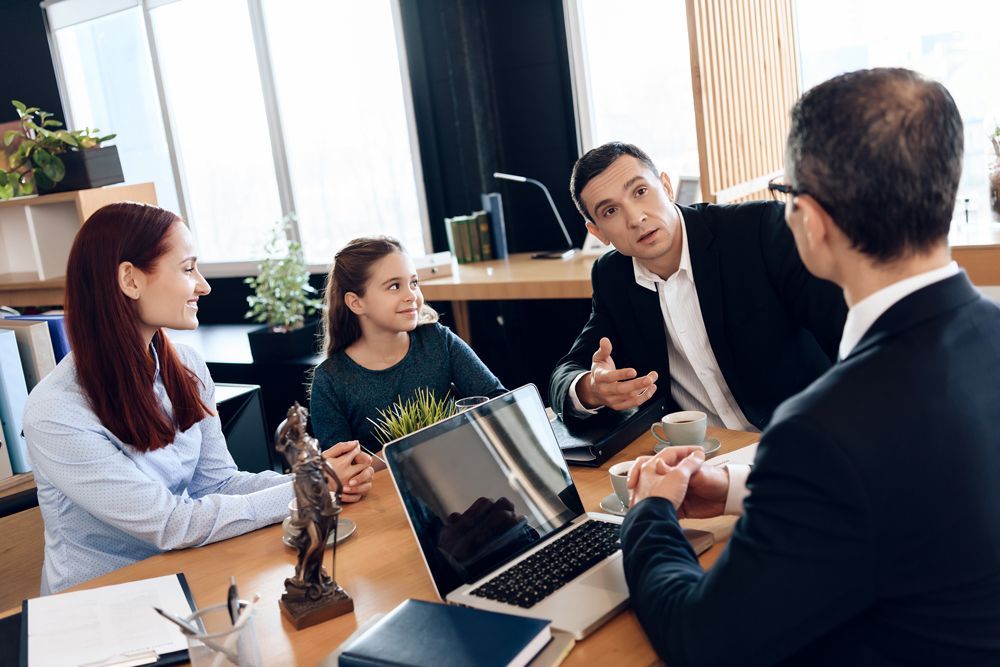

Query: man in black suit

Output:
[549, 142, 846, 433]
[624, 68, 1000, 665]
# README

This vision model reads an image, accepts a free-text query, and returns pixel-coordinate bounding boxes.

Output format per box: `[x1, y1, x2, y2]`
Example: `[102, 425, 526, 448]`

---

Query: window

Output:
[566, 0, 700, 190]
[796, 1, 1000, 227]
[261, 0, 426, 265]
[45, 0, 427, 269]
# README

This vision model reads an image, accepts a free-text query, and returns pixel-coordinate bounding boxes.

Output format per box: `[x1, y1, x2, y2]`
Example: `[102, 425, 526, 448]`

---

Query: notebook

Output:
[20, 573, 197, 667]
[384, 385, 630, 640]
[337, 599, 551, 667]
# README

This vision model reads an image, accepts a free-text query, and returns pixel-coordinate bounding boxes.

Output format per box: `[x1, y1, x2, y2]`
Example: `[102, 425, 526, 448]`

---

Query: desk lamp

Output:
[494, 172, 577, 259]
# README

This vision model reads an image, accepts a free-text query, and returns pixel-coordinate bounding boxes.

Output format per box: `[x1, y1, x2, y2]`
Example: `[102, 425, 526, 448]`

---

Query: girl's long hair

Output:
[65, 202, 211, 452]
[321, 236, 437, 356]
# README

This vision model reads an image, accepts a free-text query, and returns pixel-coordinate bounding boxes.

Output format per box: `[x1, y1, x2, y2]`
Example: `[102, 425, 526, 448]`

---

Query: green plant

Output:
[368, 388, 458, 445]
[244, 213, 323, 332]
[0, 100, 115, 199]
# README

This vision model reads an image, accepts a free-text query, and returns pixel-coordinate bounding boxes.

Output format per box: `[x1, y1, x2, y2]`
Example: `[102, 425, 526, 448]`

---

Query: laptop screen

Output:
[384, 385, 584, 598]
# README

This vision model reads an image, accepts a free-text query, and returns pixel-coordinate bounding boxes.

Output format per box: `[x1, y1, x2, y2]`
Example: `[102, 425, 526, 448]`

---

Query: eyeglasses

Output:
[767, 176, 800, 203]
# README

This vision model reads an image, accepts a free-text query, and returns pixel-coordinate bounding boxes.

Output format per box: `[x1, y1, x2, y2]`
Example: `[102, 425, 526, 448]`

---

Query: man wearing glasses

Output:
[625, 68, 1000, 664]
[550, 141, 847, 441]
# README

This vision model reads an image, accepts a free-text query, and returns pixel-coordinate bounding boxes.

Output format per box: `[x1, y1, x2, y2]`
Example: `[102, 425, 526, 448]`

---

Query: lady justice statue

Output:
[275, 402, 353, 629]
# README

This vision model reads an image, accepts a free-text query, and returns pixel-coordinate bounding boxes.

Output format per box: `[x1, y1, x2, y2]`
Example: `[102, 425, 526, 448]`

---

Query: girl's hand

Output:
[322, 441, 375, 502]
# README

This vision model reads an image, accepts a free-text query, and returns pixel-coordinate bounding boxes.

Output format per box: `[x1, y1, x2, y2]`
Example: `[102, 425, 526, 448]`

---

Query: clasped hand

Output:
[322, 441, 375, 502]
[626, 446, 730, 518]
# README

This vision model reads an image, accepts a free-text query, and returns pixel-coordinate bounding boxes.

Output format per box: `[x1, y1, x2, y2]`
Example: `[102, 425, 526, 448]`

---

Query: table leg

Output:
[450, 300, 471, 345]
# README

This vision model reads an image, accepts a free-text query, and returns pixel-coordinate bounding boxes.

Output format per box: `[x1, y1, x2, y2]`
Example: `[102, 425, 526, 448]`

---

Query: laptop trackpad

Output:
[579, 559, 628, 593]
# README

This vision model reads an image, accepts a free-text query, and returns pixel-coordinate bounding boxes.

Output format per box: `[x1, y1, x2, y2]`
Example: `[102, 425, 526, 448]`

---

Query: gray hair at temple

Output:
[785, 67, 964, 263]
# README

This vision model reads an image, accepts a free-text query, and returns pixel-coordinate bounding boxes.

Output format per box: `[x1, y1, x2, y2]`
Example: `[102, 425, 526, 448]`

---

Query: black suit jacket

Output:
[549, 201, 846, 429]
[622, 273, 1000, 665]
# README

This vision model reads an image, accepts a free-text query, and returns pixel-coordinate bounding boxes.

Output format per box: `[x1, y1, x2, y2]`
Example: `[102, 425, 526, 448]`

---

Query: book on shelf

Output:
[0, 425, 12, 481]
[474, 209, 493, 260]
[0, 330, 31, 473]
[481, 192, 508, 259]
[3, 314, 70, 362]
[0, 320, 56, 390]
[337, 599, 551, 667]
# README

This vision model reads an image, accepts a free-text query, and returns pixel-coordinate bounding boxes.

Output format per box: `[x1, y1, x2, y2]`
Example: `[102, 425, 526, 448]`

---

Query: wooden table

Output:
[1, 427, 758, 666]
[418, 232, 1000, 342]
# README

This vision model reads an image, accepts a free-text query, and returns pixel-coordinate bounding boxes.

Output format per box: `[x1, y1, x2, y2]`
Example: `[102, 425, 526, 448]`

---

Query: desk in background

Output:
[0, 427, 758, 666]
[420, 237, 1000, 343]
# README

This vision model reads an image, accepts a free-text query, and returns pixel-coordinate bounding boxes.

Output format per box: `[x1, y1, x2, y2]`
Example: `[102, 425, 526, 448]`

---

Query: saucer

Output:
[599, 493, 628, 517]
[282, 518, 357, 549]
[653, 436, 722, 457]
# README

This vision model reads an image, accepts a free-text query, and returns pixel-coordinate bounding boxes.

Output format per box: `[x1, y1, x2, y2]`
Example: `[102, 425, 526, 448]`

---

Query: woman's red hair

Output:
[65, 202, 211, 452]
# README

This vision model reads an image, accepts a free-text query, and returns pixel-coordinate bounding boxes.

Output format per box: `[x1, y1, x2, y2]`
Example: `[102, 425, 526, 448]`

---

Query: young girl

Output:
[310, 236, 506, 452]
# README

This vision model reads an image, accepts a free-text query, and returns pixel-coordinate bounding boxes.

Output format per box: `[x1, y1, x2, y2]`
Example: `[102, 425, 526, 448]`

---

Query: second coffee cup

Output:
[650, 410, 707, 446]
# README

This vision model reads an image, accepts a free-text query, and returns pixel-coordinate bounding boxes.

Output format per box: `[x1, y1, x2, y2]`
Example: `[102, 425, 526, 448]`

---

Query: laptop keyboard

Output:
[468, 520, 621, 609]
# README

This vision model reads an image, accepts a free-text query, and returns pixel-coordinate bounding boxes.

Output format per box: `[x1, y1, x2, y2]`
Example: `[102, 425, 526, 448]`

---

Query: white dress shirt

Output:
[722, 261, 961, 515]
[569, 209, 756, 432]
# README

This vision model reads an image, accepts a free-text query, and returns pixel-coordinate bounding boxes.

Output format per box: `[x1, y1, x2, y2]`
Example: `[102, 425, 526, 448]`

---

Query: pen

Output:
[210, 593, 261, 667]
[227, 576, 239, 625]
[153, 607, 236, 662]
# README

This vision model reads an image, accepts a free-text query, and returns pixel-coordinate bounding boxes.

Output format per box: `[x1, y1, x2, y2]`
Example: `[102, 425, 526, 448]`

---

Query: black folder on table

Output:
[550, 395, 671, 467]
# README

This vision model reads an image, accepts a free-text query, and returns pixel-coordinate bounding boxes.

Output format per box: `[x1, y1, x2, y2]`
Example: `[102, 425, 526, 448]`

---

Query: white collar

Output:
[632, 206, 691, 291]
[839, 261, 960, 359]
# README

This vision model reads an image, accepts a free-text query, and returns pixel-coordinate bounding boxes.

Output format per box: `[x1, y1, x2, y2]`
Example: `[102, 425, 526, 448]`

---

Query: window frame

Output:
[42, 0, 430, 276]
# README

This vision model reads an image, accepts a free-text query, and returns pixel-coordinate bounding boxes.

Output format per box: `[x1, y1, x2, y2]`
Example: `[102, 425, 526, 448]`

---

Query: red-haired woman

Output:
[22, 202, 374, 594]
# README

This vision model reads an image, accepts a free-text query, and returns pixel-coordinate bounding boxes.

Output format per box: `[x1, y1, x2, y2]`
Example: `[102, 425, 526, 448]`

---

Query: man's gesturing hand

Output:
[577, 337, 658, 411]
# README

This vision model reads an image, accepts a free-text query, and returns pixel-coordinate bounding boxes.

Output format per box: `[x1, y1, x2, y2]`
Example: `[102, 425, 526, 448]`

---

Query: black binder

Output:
[550, 395, 672, 467]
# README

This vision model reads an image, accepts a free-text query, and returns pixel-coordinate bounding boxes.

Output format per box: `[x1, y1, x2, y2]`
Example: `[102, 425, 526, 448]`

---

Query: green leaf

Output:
[97, 133, 116, 143]
[3, 130, 17, 146]
[8, 150, 24, 169]
[11, 100, 26, 114]
[33, 168, 54, 191]
[55, 131, 78, 147]
[42, 119, 62, 128]
[33, 148, 65, 183]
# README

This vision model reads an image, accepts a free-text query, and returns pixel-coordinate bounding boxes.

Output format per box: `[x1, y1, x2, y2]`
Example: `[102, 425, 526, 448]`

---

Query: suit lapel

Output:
[624, 265, 670, 376]
[684, 207, 743, 405]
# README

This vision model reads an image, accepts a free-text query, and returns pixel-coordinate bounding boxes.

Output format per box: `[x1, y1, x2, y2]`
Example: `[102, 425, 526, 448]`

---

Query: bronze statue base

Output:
[279, 587, 354, 630]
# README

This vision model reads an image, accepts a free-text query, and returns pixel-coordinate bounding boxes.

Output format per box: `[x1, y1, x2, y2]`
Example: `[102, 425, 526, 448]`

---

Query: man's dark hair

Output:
[786, 67, 963, 263]
[570, 142, 659, 222]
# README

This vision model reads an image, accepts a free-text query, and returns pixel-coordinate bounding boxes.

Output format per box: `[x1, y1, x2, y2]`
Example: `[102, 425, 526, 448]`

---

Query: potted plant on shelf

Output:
[245, 213, 324, 361]
[0, 100, 122, 200]
[368, 388, 458, 445]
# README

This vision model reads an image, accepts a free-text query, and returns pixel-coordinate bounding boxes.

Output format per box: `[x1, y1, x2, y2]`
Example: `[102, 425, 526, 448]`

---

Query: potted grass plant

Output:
[0, 100, 121, 199]
[368, 388, 458, 445]
[990, 126, 1000, 223]
[245, 213, 324, 361]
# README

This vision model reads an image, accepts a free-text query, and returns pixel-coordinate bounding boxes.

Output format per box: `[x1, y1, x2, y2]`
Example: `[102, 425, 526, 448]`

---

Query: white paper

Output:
[27, 574, 192, 667]
[707, 442, 758, 467]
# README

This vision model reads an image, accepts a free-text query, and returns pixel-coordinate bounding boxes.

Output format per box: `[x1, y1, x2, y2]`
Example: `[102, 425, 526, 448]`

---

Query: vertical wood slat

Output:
[687, 0, 799, 203]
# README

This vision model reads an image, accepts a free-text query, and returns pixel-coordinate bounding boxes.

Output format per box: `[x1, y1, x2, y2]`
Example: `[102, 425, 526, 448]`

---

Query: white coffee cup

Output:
[608, 460, 636, 509]
[650, 410, 707, 446]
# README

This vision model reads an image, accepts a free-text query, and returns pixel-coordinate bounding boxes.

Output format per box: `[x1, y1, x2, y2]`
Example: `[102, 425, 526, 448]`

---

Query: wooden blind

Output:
[686, 0, 800, 203]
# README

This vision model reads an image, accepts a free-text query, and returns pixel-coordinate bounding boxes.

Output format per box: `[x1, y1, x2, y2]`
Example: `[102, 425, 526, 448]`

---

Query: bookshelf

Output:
[0, 183, 157, 307]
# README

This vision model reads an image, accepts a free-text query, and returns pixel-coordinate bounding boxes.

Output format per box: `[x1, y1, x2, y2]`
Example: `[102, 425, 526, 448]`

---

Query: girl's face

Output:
[349, 251, 423, 334]
[125, 220, 211, 342]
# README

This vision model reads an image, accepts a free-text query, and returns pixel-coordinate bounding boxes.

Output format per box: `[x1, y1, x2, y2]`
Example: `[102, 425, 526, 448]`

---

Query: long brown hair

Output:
[321, 236, 437, 356]
[65, 202, 212, 452]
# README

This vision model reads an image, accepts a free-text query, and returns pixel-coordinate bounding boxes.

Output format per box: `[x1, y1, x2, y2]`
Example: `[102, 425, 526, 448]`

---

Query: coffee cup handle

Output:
[650, 422, 669, 443]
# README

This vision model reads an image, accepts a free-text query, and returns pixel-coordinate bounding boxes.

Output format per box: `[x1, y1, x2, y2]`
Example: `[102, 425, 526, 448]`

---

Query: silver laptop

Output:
[384, 385, 629, 639]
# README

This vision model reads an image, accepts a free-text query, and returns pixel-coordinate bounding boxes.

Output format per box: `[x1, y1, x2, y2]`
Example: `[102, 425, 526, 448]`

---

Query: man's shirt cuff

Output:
[724, 463, 751, 515]
[568, 371, 603, 416]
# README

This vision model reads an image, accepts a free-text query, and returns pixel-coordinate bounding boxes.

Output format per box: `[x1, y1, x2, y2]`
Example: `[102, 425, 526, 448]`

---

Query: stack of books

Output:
[444, 195, 509, 264]
[0, 312, 67, 479]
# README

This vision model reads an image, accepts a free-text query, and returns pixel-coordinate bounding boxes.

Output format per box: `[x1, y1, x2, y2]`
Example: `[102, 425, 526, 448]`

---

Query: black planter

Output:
[246, 319, 322, 361]
[39, 145, 125, 194]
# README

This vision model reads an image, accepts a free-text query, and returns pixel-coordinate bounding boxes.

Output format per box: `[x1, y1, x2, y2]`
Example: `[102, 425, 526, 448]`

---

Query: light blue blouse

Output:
[23, 342, 293, 594]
